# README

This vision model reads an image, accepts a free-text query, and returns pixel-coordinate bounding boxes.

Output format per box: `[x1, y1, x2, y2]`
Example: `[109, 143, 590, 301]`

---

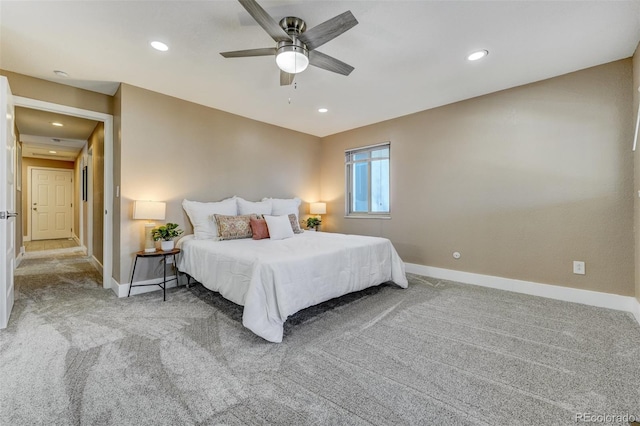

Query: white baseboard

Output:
[111, 275, 179, 298]
[111, 277, 120, 297]
[405, 263, 640, 327]
[72, 235, 81, 246]
[90, 256, 103, 276]
[632, 298, 640, 325]
[15, 250, 24, 268]
[23, 235, 30, 242]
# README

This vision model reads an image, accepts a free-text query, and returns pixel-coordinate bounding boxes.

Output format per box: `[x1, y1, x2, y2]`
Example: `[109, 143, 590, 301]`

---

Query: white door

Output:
[0, 76, 16, 329]
[31, 169, 72, 240]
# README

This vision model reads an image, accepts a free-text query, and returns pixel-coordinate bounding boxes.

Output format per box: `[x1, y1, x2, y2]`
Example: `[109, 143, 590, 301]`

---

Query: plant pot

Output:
[160, 240, 175, 252]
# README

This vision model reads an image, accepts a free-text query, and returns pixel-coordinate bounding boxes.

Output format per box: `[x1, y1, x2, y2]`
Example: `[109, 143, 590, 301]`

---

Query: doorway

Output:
[29, 168, 73, 241]
[14, 96, 113, 289]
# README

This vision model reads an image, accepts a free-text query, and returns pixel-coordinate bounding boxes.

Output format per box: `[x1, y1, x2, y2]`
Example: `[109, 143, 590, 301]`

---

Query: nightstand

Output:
[128, 248, 180, 301]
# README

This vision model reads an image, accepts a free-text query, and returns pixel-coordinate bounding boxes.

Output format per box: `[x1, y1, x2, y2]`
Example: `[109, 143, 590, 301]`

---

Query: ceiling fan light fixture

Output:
[276, 45, 309, 74]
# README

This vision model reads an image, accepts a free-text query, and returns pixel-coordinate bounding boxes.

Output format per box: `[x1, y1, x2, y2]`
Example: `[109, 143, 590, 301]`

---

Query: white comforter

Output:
[178, 231, 408, 342]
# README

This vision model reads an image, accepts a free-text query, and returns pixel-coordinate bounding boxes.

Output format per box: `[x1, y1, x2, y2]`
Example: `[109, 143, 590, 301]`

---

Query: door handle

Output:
[0, 212, 18, 219]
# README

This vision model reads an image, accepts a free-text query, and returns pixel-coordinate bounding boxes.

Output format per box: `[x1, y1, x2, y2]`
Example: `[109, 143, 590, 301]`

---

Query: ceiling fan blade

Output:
[220, 47, 276, 58]
[308, 50, 354, 76]
[238, 0, 291, 43]
[280, 70, 295, 86]
[297, 11, 358, 51]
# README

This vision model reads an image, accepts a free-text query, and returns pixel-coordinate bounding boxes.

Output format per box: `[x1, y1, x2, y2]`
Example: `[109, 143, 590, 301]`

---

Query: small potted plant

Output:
[306, 216, 321, 232]
[151, 223, 183, 251]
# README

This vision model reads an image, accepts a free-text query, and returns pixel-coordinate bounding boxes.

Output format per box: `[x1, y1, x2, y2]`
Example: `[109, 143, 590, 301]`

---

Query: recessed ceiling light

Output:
[318, 108, 328, 113]
[51, 122, 64, 127]
[467, 50, 488, 61]
[53, 70, 69, 77]
[49, 150, 57, 154]
[150, 41, 169, 52]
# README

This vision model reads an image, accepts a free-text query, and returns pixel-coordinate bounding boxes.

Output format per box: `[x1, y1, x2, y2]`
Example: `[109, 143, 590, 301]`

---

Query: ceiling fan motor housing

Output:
[279, 17, 308, 55]
[276, 38, 307, 57]
[276, 17, 309, 73]
[280, 17, 306, 36]
[277, 17, 309, 60]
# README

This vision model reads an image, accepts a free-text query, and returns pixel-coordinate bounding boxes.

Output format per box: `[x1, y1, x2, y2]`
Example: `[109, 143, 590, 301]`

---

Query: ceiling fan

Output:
[220, 0, 358, 86]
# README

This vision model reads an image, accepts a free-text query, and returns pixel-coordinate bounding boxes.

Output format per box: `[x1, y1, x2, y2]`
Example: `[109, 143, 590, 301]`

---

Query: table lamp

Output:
[310, 202, 326, 231]
[133, 200, 166, 252]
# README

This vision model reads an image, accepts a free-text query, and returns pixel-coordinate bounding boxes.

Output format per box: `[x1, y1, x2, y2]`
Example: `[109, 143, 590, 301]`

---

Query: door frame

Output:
[27, 167, 74, 241]
[86, 147, 94, 259]
[14, 96, 113, 289]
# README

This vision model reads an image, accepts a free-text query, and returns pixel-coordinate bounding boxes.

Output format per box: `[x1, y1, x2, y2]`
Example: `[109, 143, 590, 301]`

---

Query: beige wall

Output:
[21, 158, 75, 239]
[72, 122, 105, 259]
[74, 152, 81, 241]
[117, 84, 321, 283]
[633, 43, 640, 303]
[321, 60, 634, 297]
[88, 123, 104, 263]
[0, 70, 113, 115]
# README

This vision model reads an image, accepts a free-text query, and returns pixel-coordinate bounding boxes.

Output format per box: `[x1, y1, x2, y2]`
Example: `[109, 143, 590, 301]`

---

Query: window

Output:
[345, 143, 390, 217]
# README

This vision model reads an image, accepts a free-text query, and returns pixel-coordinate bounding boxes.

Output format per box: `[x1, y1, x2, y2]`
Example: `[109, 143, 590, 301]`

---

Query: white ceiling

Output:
[1, 1, 639, 138]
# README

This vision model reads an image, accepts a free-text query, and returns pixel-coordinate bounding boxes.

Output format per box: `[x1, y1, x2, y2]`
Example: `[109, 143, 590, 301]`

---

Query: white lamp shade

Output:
[310, 202, 326, 215]
[133, 200, 166, 220]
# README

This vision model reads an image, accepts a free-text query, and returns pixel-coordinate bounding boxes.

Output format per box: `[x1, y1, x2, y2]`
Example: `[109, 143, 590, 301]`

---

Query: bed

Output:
[177, 231, 408, 342]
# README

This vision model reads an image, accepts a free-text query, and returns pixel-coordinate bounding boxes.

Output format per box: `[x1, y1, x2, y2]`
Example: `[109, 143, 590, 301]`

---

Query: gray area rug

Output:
[1, 251, 639, 425]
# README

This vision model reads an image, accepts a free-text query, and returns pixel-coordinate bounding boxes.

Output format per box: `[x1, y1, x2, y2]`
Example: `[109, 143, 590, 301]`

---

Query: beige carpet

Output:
[1, 251, 639, 425]
[24, 238, 80, 252]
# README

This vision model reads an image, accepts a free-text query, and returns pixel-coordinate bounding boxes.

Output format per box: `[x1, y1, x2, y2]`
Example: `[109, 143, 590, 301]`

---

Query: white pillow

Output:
[182, 197, 237, 240]
[237, 198, 272, 216]
[264, 215, 294, 240]
[262, 197, 302, 221]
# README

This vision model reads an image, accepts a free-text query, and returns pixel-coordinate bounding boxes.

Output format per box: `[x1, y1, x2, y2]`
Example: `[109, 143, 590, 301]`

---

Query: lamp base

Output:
[144, 223, 156, 253]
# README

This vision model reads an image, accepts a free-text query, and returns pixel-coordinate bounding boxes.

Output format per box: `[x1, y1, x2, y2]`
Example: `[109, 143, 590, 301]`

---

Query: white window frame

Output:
[345, 142, 391, 218]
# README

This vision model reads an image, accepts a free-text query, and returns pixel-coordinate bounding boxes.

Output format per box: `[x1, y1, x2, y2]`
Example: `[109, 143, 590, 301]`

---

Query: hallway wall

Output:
[88, 123, 104, 264]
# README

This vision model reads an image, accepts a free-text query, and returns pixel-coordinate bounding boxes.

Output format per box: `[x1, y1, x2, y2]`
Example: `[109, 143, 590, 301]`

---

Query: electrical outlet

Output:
[573, 261, 585, 275]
